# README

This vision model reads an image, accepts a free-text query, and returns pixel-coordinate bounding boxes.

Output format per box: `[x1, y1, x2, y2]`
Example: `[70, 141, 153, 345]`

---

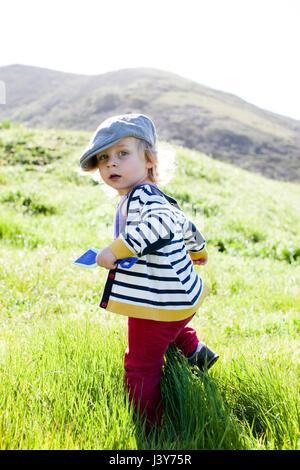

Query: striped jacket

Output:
[100, 184, 210, 321]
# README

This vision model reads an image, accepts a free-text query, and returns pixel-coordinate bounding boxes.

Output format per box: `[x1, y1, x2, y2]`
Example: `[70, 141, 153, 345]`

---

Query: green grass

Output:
[0, 124, 299, 449]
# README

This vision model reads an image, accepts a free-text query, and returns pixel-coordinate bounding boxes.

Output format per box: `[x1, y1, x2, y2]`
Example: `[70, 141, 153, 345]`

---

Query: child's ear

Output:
[146, 152, 157, 168]
[146, 160, 153, 169]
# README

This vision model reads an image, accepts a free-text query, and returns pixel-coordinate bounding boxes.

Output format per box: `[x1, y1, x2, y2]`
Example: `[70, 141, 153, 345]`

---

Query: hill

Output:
[0, 124, 299, 449]
[0, 123, 299, 262]
[0, 64, 300, 183]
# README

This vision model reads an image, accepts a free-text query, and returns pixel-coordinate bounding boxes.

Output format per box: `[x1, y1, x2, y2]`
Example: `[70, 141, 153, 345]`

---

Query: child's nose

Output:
[106, 154, 118, 167]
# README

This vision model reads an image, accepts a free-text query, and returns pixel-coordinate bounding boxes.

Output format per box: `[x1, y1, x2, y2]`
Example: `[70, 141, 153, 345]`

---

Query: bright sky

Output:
[1, 0, 300, 120]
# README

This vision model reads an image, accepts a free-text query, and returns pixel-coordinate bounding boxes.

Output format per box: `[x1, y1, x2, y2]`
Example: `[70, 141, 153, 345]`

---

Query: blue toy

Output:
[74, 248, 138, 269]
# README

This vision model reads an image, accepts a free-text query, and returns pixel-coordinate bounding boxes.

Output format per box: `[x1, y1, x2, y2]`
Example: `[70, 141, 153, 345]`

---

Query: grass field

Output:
[0, 124, 299, 449]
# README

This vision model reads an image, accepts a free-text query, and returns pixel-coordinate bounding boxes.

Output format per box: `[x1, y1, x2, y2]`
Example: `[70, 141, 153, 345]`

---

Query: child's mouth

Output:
[109, 174, 121, 181]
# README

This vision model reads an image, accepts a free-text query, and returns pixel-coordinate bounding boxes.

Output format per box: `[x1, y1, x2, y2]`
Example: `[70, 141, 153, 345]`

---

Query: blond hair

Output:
[137, 138, 159, 183]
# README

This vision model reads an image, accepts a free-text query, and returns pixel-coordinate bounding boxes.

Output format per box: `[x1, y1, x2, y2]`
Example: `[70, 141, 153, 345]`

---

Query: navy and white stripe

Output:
[100, 184, 206, 315]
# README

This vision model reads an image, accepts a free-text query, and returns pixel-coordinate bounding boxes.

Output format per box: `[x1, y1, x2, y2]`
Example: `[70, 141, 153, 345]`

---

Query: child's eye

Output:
[119, 151, 128, 157]
[98, 154, 108, 161]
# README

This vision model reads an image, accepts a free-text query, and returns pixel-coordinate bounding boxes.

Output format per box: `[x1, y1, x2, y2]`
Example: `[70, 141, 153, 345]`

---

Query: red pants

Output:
[124, 314, 198, 433]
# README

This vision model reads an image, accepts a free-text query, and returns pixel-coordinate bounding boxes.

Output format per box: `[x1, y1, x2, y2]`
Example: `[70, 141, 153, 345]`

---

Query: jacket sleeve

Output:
[108, 191, 176, 259]
[182, 216, 208, 261]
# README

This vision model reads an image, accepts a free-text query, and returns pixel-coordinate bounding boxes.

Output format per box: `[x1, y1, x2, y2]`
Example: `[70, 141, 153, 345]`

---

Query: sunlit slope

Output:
[0, 124, 299, 264]
[1, 65, 300, 182]
[1, 124, 299, 450]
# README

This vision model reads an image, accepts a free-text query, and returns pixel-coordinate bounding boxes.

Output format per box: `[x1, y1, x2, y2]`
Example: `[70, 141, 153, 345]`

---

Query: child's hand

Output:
[193, 256, 208, 266]
[96, 247, 117, 270]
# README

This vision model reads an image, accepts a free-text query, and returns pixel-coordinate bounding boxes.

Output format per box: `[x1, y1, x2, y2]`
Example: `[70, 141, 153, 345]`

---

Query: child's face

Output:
[97, 137, 154, 195]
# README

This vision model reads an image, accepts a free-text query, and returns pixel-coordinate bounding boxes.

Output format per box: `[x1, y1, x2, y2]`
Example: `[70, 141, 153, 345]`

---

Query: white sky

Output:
[1, 0, 300, 120]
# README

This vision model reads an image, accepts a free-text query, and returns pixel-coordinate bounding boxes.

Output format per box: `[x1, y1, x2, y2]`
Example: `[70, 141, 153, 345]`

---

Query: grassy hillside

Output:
[0, 124, 299, 450]
[1, 64, 300, 183]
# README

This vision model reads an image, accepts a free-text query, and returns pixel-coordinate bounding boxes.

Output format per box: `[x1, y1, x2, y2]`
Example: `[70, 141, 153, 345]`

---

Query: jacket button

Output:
[109, 273, 115, 279]
[101, 301, 107, 308]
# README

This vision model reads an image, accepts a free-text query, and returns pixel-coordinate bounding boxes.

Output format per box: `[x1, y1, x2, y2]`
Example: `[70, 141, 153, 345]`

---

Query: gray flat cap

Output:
[79, 113, 157, 169]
